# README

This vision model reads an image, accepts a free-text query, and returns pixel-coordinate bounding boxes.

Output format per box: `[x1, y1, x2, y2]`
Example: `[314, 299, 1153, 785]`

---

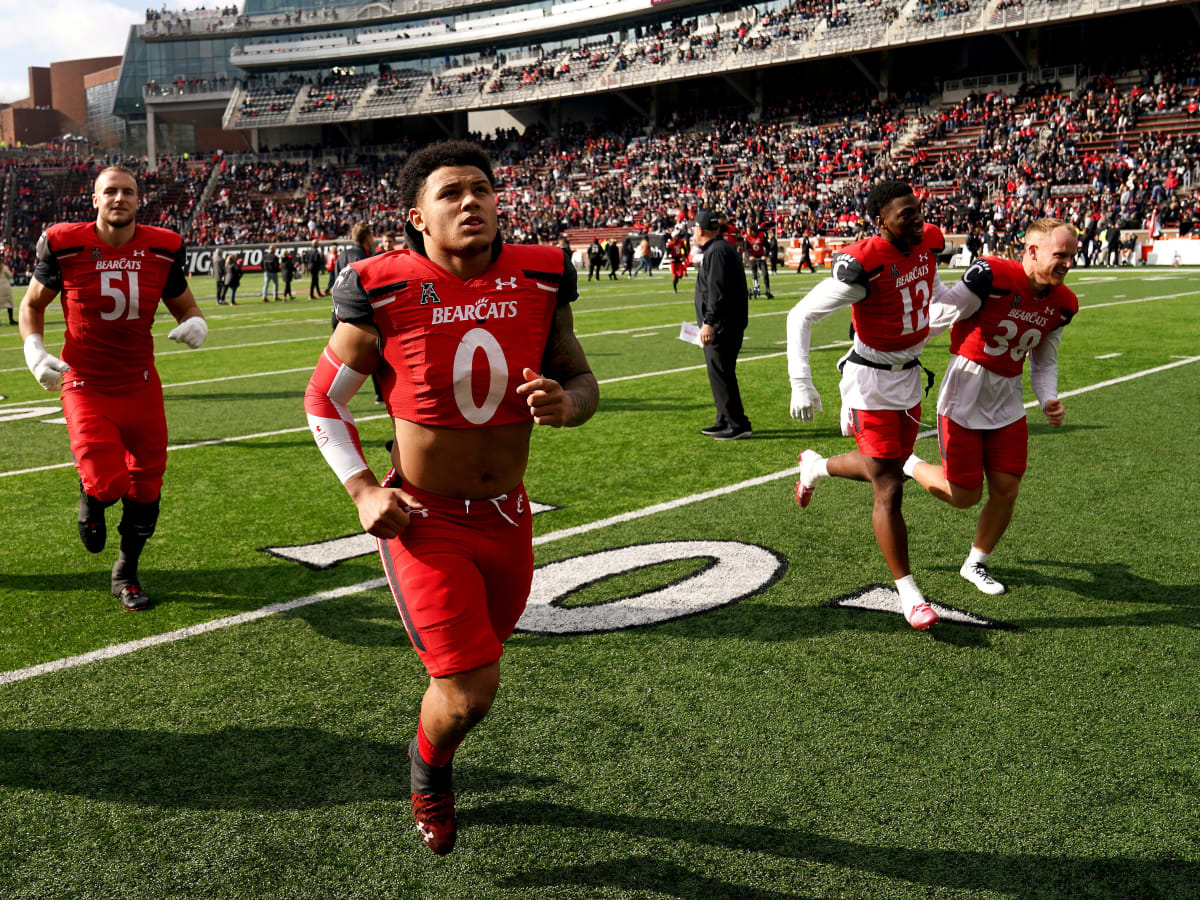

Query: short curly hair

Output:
[866, 180, 914, 220]
[399, 141, 495, 209]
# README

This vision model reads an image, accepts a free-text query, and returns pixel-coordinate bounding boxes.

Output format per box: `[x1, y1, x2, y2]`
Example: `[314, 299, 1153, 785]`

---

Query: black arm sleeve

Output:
[960, 258, 994, 300]
[558, 248, 579, 307]
[330, 265, 374, 324]
[162, 242, 189, 300]
[831, 252, 868, 290]
[31, 231, 62, 292]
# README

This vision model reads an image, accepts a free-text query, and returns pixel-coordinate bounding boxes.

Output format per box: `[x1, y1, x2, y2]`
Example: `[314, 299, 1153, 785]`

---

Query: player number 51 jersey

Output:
[33, 222, 188, 387]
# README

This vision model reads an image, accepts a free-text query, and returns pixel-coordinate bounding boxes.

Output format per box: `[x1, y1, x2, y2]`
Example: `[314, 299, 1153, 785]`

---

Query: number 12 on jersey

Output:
[899, 281, 930, 335]
[100, 270, 141, 321]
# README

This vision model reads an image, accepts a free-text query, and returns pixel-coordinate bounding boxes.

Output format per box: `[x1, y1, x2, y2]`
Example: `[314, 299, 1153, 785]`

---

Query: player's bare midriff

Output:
[390, 417, 532, 499]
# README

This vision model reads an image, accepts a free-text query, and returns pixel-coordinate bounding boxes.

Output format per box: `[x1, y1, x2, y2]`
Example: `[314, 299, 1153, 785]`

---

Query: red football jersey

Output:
[666, 238, 687, 262]
[745, 231, 767, 258]
[34, 222, 188, 387]
[833, 222, 945, 352]
[951, 257, 1078, 376]
[332, 242, 576, 428]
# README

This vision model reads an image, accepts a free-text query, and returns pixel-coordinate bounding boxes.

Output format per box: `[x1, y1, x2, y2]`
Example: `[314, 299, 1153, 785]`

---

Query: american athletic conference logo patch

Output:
[419, 282, 442, 305]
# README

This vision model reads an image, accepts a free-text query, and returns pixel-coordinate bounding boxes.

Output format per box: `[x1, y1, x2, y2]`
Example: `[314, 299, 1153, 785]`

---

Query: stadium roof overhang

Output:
[229, 0, 715, 72]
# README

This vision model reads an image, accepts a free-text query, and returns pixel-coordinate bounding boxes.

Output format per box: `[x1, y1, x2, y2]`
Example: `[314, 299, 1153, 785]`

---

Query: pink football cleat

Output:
[905, 602, 940, 631]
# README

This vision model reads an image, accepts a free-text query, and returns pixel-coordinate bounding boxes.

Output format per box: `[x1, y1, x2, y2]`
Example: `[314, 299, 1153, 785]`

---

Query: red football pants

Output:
[377, 480, 534, 678]
[61, 373, 167, 504]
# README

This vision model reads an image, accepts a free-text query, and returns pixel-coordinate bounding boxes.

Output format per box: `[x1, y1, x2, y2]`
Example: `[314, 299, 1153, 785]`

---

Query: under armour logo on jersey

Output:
[495, 277, 517, 290]
[419, 282, 442, 305]
[132, 250, 146, 257]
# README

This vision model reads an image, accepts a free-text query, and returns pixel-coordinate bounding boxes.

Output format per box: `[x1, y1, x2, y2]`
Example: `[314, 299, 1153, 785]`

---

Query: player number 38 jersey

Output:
[951, 257, 1078, 377]
[332, 243, 578, 428]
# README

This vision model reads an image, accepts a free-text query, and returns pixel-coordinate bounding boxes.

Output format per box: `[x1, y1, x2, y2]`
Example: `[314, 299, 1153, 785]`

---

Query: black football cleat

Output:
[115, 584, 151, 612]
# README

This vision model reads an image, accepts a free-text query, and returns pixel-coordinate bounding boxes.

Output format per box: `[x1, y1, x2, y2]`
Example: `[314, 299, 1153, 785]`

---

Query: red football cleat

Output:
[412, 791, 457, 855]
[795, 480, 814, 508]
[905, 602, 940, 631]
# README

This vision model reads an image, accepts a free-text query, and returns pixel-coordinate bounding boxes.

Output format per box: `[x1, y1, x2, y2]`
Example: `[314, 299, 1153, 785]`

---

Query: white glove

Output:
[168, 316, 208, 349]
[789, 380, 823, 423]
[23, 335, 70, 391]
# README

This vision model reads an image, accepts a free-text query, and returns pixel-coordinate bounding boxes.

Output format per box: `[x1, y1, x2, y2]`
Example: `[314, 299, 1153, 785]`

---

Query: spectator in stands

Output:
[281, 249, 296, 300]
[224, 256, 243, 305]
[306, 239, 325, 299]
[261, 245, 281, 302]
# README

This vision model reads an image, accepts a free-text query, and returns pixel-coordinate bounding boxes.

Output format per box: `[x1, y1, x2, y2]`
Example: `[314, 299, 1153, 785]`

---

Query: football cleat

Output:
[699, 422, 727, 436]
[115, 584, 151, 612]
[960, 561, 1007, 595]
[412, 792, 457, 855]
[795, 449, 823, 508]
[905, 602, 939, 631]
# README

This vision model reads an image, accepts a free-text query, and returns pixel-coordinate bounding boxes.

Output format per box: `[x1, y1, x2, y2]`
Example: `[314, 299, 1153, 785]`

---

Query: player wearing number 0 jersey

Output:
[19, 165, 207, 612]
[906, 219, 1079, 597]
[303, 141, 597, 857]
[785, 181, 947, 630]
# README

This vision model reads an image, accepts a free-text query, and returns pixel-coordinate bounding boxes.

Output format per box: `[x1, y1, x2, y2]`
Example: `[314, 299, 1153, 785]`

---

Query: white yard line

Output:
[1095, 353, 1123, 359]
[3, 355, 1198, 686]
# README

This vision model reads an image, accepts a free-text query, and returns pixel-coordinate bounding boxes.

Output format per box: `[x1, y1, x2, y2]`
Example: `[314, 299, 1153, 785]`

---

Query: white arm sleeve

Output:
[1029, 327, 1063, 408]
[927, 279, 982, 339]
[786, 276, 864, 384]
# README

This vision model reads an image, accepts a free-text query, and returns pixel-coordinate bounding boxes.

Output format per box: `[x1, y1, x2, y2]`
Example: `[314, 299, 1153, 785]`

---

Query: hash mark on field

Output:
[631, 332, 660, 338]
[1095, 353, 1123, 359]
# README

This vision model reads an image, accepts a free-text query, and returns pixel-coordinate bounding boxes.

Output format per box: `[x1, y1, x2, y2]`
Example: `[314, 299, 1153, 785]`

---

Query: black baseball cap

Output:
[695, 209, 721, 231]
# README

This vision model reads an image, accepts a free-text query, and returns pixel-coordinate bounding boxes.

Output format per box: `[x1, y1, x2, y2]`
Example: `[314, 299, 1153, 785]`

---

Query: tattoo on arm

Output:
[543, 304, 599, 427]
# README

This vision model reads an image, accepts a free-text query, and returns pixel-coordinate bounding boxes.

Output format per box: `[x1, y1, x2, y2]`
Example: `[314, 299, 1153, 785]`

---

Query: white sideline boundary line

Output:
[3, 354, 1199, 687]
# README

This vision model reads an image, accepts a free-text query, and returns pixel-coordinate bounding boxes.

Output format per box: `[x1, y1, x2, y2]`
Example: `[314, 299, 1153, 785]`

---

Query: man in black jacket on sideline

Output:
[694, 209, 752, 440]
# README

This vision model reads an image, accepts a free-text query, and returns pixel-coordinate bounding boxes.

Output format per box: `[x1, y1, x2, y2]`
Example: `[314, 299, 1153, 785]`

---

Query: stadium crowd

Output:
[4, 52, 1200, 278]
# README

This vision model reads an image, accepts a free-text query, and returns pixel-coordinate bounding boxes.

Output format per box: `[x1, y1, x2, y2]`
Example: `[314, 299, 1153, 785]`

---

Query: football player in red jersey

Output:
[666, 229, 689, 293]
[745, 224, 773, 299]
[904, 218, 1079, 596]
[304, 141, 598, 855]
[19, 165, 207, 611]
[785, 181, 946, 630]
[20, 164, 206, 614]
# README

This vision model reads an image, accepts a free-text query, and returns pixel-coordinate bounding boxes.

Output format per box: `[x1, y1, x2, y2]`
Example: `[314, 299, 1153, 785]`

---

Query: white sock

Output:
[967, 546, 990, 566]
[800, 450, 829, 483]
[902, 454, 922, 478]
[895, 574, 925, 615]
